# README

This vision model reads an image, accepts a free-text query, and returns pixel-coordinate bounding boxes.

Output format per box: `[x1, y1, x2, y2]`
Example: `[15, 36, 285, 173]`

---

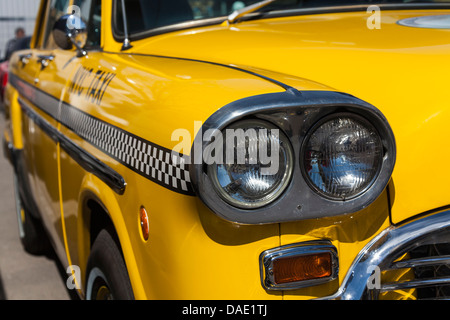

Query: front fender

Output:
[77, 173, 147, 299]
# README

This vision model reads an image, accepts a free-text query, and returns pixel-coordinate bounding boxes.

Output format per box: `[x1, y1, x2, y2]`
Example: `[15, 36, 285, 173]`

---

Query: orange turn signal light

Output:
[272, 252, 332, 284]
[260, 242, 338, 290]
[139, 206, 149, 241]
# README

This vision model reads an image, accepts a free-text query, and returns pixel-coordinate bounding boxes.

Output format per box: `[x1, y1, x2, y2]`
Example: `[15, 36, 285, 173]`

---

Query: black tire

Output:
[14, 174, 51, 255]
[19, 204, 51, 255]
[85, 228, 134, 300]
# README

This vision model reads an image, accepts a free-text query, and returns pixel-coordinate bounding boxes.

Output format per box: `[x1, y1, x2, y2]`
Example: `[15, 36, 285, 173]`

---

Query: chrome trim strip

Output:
[390, 255, 450, 270]
[320, 209, 450, 300]
[381, 276, 450, 293]
[260, 240, 338, 291]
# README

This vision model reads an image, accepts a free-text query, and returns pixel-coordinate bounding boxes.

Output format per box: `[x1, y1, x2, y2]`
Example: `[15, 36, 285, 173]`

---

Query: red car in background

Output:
[0, 60, 8, 101]
[0, 36, 31, 102]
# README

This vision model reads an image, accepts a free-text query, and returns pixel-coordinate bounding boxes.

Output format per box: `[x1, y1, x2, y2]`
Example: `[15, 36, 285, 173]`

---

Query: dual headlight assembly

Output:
[191, 90, 396, 224]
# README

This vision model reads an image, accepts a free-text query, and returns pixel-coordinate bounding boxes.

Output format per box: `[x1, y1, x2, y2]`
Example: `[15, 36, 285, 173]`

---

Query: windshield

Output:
[114, 0, 450, 36]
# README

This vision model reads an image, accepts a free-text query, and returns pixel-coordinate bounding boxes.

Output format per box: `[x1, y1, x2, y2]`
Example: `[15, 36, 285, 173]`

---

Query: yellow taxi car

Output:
[2, 0, 450, 300]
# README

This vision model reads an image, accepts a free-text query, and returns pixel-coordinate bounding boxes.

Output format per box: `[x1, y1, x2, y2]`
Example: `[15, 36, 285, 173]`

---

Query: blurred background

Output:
[0, 0, 73, 300]
[0, 0, 40, 60]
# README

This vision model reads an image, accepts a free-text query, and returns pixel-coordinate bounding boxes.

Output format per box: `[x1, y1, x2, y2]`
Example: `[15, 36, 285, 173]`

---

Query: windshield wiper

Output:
[227, 0, 277, 23]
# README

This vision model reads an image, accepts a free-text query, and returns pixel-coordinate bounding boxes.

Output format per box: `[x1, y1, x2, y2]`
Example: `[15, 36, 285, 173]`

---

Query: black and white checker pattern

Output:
[11, 73, 194, 196]
[59, 102, 194, 195]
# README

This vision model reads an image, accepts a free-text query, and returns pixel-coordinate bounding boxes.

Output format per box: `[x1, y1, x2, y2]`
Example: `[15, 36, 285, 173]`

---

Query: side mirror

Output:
[52, 14, 87, 57]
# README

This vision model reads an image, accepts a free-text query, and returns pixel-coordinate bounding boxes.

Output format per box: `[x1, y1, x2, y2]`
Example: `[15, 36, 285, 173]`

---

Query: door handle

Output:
[18, 53, 32, 67]
[37, 54, 55, 70]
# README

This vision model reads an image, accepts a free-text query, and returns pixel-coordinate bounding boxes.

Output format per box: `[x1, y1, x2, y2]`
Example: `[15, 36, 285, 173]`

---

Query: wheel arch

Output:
[77, 173, 146, 299]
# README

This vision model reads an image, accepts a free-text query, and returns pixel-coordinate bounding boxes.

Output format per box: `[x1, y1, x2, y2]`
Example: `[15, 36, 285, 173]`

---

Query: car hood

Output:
[130, 9, 450, 223]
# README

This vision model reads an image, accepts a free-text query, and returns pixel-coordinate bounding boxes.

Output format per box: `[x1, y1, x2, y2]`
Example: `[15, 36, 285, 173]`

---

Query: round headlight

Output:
[302, 113, 383, 200]
[207, 119, 293, 209]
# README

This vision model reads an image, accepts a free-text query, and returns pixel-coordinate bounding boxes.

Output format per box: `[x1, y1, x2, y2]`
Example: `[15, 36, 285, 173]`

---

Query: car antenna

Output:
[120, 0, 132, 50]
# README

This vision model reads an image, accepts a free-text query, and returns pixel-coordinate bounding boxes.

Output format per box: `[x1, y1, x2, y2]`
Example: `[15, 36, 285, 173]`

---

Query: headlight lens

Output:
[207, 120, 293, 209]
[302, 114, 383, 200]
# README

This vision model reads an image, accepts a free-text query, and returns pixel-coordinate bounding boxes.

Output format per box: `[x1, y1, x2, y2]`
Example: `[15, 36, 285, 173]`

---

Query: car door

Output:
[55, 0, 103, 269]
[20, 0, 80, 262]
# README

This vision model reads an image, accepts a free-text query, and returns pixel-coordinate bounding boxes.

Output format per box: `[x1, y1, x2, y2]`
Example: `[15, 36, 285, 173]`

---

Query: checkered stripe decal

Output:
[10, 73, 194, 196]
[60, 103, 195, 196]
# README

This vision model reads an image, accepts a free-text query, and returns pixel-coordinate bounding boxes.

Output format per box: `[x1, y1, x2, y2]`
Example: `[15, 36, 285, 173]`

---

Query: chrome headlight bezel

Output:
[190, 90, 396, 225]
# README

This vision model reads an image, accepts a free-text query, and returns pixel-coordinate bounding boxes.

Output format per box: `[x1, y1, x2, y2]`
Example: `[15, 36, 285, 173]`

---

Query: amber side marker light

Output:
[140, 206, 149, 241]
[273, 252, 332, 284]
[260, 241, 338, 290]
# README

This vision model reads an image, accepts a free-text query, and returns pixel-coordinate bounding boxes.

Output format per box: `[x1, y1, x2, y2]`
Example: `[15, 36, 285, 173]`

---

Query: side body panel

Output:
[56, 51, 391, 299]
[4, 1, 405, 300]
[57, 52, 287, 299]
[10, 48, 80, 264]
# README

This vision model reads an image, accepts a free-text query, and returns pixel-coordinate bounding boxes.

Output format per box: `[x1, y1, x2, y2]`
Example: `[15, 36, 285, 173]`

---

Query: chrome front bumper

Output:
[322, 209, 450, 300]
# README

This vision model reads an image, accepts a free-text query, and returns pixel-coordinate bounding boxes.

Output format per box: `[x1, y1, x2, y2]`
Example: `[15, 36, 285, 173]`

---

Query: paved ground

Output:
[0, 106, 72, 300]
